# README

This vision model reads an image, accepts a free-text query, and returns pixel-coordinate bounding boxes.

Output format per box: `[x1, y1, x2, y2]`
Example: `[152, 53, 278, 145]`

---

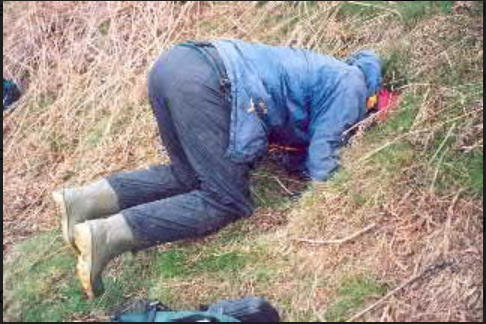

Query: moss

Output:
[325, 276, 388, 322]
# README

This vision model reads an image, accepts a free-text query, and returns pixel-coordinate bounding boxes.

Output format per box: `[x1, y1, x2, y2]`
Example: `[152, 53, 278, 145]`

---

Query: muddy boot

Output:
[74, 214, 137, 300]
[52, 179, 120, 251]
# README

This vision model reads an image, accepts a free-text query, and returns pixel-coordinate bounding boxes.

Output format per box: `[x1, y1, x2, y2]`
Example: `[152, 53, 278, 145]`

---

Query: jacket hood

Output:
[346, 50, 383, 98]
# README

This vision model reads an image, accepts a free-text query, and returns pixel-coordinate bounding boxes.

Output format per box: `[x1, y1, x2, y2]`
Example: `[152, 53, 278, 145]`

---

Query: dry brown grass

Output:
[3, 1, 483, 322]
[2, 0, 360, 250]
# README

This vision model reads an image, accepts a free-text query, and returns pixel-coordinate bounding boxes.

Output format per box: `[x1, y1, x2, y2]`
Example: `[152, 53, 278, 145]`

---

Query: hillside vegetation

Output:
[3, 1, 483, 322]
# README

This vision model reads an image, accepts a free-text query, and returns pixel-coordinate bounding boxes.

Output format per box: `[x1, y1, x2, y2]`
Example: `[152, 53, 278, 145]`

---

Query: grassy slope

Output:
[3, 1, 483, 322]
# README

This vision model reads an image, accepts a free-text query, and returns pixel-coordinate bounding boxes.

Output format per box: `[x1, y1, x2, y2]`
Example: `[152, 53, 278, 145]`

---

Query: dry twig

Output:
[347, 259, 456, 322]
[297, 223, 377, 245]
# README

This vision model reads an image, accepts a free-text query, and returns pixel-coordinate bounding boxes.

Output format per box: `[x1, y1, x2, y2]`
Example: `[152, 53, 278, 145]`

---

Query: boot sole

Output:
[74, 224, 104, 300]
[52, 190, 79, 255]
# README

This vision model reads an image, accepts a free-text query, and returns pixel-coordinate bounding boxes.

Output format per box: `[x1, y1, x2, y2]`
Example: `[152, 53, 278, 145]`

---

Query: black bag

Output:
[111, 297, 281, 323]
[3, 78, 21, 111]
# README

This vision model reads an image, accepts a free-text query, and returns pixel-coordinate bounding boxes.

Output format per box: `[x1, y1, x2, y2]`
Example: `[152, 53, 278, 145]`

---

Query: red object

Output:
[377, 89, 400, 121]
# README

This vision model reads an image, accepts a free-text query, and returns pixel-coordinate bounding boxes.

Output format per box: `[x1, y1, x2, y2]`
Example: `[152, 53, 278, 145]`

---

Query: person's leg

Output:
[53, 179, 120, 250]
[106, 164, 196, 211]
[75, 46, 254, 298]
[123, 45, 254, 246]
[74, 214, 134, 300]
[105, 47, 201, 210]
[54, 164, 195, 250]
[54, 49, 200, 250]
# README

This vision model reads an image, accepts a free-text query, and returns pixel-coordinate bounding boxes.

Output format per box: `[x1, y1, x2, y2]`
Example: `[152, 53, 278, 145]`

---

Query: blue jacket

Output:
[211, 40, 383, 181]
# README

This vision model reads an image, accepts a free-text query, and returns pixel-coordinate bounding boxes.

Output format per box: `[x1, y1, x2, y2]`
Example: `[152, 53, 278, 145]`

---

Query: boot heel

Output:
[53, 190, 80, 255]
[74, 224, 103, 300]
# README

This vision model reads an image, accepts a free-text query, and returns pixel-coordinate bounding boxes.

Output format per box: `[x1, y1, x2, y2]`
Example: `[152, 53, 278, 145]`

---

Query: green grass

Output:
[4, 1, 483, 322]
[398, 1, 455, 22]
[3, 233, 88, 321]
[325, 93, 420, 208]
[3, 229, 276, 321]
[372, 141, 415, 171]
[156, 246, 253, 277]
[372, 95, 420, 137]
[425, 82, 483, 196]
[215, 221, 251, 244]
[464, 152, 483, 196]
[324, 276, 388, 322]
[155, 249, 192, 279]
[2, 232, 162, 322]
[436, 151, 484, 197]
[362, 80, 483, 199]
[357, 94, 418, 178]
[382, 47, 413, 90]
[193, 250, 249, 273]
[251, 168, 299, 209]
[329, 169, 353, 191]
[338, 1, 455, 24]
[147, 242, 279, 309]
[434, 43, 483, 86]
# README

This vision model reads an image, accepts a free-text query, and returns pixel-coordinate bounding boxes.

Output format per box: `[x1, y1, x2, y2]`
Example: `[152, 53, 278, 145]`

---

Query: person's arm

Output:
[306, 74, 367, 181]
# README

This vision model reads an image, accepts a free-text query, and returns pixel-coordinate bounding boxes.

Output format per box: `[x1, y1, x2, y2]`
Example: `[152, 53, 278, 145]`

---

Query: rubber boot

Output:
[74, 214, 138, 300]
[52, 179, 121, 252]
